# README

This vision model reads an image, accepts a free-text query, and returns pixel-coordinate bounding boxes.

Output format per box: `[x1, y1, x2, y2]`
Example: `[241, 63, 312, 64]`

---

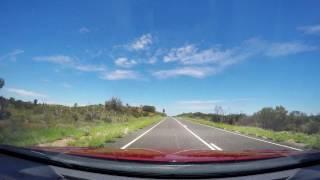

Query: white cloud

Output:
[79, 27, 90, 33]
[147, 48, 165, 64]
[265, 42, 317, 57]
[85, 49, 104, 58]
[33, 55, 74, 65]
[33, 55, 106, 72]
[74, 64, 106, 72]
[32, 38, 318, 81]
[0, 49, 24, 61]
[100, 70, 140, 80]
[129, 34, 152, 51]
[164, 45, 198, 63]
[157, 39, 317, 79]
[147, 57, 157, 64]
[114, 57, 137, 68]
[62, 82, 72, 89]
[152, 66, 216, 79]
[298, 24, 320, 35]
[162, 43, 251, 66]
[6, 88, 47, 98]
[163, 39, 317, 66]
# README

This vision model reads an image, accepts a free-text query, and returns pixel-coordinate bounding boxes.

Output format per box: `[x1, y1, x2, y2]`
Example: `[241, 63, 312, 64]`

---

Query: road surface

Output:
[106, 117, 303, 152]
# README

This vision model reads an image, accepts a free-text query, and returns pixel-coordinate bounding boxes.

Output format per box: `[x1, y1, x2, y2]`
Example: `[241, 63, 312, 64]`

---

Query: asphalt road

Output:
[106, 117, 303, 152]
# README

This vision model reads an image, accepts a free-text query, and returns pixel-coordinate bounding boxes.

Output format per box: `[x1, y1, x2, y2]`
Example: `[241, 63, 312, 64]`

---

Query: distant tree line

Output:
[0, 95, 164, 122]
[178, 105, 320, 135]
[0, 77, 166, 128]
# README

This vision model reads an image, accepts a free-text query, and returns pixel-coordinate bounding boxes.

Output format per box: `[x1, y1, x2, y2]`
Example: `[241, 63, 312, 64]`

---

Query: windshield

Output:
[0, 0, 319, 163]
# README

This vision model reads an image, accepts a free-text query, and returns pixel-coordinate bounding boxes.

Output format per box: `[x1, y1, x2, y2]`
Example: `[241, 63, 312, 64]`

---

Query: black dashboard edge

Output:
[1, 145, 320, 179]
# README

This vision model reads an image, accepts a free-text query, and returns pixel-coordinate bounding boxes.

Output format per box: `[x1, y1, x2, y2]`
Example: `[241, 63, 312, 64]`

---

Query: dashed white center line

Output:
[172, 117, 222, 151]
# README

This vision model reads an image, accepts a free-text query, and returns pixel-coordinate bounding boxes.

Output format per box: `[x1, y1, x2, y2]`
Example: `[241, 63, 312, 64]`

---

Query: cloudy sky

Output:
[1, 0, 320, 115]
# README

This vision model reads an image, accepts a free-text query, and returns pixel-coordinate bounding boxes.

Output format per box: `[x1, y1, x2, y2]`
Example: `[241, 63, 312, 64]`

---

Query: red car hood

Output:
[32, 147, 298, 163]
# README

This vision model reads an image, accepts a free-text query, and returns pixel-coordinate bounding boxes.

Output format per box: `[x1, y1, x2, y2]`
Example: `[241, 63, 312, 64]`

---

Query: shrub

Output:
[72, 113, 79, 122]
[0, 111, 11, 120]
[142, 111, 149, 116]
[105, 97, 123, 112]
[85, 113, 93, 121]
[304, 121, 320, 134]
[142, 105, 156, 113]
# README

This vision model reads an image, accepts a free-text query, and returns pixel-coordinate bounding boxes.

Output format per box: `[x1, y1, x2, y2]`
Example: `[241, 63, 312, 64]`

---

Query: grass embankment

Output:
[0, 115, 162, 147]
[182, 117, 320, 149]
[69, 115, 161, 147]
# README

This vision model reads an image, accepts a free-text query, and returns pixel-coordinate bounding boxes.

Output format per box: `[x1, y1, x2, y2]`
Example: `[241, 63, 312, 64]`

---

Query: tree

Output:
[34, 99, 38, 105]
[304, 120, 320, 134]
[214, 105, 224, 122]
[254, 107, 274, 129]
[214, 106, 224, 115]
[142, 105, 156, 113]
[274, 106, 288, 130]
[72, 113, 79, 122]
[9, 97, 15, 104]
[288, 111, 307, 131]
[254, 106, 288, 131]
[105, 97, 123, 111]
[0, 97, 6, 110]
[0, 78, 4, 89]
[0, 78, 5, 115]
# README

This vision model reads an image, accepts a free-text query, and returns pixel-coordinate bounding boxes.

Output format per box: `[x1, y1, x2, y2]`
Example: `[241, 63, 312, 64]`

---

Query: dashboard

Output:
[1, 153, 320, 180]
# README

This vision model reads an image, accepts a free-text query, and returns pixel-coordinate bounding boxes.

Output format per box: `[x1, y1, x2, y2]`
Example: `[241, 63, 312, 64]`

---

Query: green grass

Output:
[0, 115, 163, 147]
[69, 115, 162, 147]
[0, 126, 83, 146]
[182, 117, 320, 149]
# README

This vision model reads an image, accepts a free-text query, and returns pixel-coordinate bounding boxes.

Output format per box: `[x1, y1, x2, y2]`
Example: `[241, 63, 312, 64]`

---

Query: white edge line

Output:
[183, 118, 303, 151]
[210, 143, 223, 151]
[121, 119, 165, 149]
[172, 117, 218, 151]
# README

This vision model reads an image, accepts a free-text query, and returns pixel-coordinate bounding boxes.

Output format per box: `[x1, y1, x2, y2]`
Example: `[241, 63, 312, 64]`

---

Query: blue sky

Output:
[1, 0, 320, 115]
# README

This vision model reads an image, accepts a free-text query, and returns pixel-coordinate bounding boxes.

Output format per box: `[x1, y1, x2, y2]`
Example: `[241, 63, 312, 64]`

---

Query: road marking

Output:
[172, 117, 222, 151]
[184, 119, 303, 151]
[121, 119, 165, 149]
[210, 143, 223, 151]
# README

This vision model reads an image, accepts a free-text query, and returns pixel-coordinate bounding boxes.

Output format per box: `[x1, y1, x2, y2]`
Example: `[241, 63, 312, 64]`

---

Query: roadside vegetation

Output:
[178, 106, 320, 149]
[0, 79, 165, 147]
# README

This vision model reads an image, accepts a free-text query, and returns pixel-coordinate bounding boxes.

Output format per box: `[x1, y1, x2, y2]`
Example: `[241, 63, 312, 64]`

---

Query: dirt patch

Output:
[38, 137, 74, 147]
[285, 139, 306, 149]
[124, 127, 129, 135]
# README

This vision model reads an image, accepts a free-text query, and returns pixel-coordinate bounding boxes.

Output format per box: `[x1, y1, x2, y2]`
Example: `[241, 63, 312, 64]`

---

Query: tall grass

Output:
[69, 115, 162, 147]
[0, 115, 162, 147]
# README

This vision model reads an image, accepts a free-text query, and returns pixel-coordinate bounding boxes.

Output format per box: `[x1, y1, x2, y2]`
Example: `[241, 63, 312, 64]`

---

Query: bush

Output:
[105, 97, 123, 112]
[304, 121, 320, 134]
[178, 106, 319, 136]
[0, 111, 11, 120]
[72, 113, 79, 122]
[85, 113, 93, 121]
[103, 116, 112, 123]
[142, 111, 149, 116]
[142, 105, 156, 113]
[33, 107, 44, 114]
